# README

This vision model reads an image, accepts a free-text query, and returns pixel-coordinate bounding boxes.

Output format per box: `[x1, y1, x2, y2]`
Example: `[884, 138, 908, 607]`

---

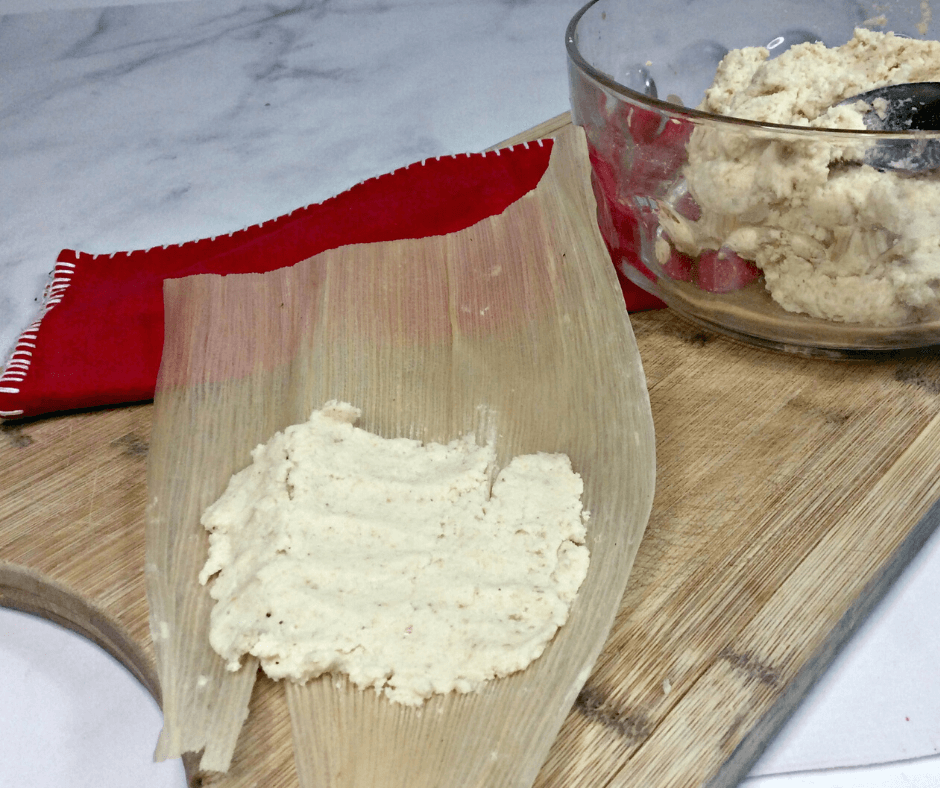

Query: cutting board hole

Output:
[0, 606, 185, 787]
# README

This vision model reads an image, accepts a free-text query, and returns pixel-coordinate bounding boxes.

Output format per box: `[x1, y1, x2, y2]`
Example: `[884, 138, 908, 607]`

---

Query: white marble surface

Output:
[1, 0, 939, 786]
[0, 609, 185, 786]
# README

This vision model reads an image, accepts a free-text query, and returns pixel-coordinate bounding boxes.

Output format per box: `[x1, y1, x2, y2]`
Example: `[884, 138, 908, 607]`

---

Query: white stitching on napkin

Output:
[0, 258, 78, 417]
[0, 138, 552, 420]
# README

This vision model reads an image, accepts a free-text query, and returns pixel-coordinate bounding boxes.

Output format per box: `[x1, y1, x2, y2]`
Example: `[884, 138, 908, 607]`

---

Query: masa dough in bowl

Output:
[662, 28, 940, 325]
[198, 401, 590, 706]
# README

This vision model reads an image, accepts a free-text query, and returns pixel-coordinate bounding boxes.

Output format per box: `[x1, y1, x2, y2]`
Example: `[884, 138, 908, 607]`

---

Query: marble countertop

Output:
[1, 1, 939, 786]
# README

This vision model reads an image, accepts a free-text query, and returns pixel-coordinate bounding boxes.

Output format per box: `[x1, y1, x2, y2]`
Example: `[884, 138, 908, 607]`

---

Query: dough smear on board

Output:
[198, 401, 590, 706]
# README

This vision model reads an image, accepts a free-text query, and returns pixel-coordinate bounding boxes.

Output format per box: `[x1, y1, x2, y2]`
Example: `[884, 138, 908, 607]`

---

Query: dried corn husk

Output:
[145, 125, 655, 787]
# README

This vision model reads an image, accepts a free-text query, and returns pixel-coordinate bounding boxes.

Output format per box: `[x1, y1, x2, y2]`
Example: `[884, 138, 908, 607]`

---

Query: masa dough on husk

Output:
[662, 28, 940, 325]
[198, 401, 590, 706]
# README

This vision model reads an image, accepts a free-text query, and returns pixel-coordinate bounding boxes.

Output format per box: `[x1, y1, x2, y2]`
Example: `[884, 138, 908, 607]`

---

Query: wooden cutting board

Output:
[4, 114, 940, 788]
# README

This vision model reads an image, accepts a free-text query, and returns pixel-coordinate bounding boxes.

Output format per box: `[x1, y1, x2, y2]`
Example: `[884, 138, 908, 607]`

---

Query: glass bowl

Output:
[566, 0, 940, 355]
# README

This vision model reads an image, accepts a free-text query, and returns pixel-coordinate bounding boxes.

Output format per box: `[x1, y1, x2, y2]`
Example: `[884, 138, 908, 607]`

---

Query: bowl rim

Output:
[564, 0, 940, 138]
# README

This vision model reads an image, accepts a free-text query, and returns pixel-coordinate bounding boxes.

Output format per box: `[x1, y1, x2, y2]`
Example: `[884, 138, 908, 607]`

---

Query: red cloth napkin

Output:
[0, 138, 662, 420]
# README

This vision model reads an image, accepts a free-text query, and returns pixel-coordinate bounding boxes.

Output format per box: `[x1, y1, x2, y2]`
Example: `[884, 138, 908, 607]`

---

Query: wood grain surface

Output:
[3, 116, 940, 787]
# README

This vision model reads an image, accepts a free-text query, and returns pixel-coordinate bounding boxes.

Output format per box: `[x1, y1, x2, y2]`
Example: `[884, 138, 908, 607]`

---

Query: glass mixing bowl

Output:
[566, 0, 940, 355]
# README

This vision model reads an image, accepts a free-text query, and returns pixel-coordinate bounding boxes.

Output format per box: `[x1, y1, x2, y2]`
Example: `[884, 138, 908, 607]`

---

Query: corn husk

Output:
[145, 125, 655, 787]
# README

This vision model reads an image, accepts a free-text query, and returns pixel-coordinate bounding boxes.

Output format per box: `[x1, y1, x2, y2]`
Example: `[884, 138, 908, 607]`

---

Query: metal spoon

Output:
[839, 82, 940, 171]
